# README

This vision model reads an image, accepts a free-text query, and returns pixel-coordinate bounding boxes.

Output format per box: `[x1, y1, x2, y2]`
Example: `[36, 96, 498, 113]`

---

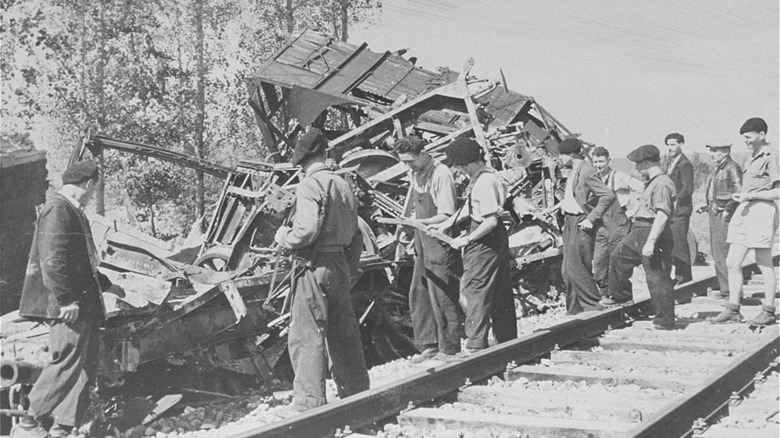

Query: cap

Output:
[558, 138, 582, 155]
[61, 160, 99, 185]
[739, 117, 768, 135]
[444, 137, 482, 166]
[627, 144, 661, 163]
[291, 128, 328, 166]
[705, 140, 732, 150]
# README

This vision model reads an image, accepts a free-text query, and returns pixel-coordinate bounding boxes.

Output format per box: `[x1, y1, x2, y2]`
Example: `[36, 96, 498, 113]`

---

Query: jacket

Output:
[705, 157, 742, 221]
[570, 160, 616, 225]
[666, 153, 694, 217]
[19, 194, 109, 321]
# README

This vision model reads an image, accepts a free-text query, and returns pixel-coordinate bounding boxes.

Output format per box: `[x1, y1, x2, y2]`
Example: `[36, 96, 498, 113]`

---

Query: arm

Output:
[584, 168, 616, 225]
[345, 222, 364, 279]
[276, 181, 322, 250]
[733, 182, 780, 202]
[677, 159, 694, 201]
[642, 210, 669, 257]
[418, 165, 457, 225]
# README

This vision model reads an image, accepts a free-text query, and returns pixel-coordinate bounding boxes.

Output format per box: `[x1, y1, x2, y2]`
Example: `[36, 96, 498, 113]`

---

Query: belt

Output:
[310, 244, 346, 253]
[633, 217, 654, 225]
[563, 212, 584, 217]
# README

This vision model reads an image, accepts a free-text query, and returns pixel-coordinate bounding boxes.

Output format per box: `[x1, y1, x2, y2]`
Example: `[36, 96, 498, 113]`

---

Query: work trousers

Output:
[708, 210, 730, 293]
[461, 222, 517, 349]
[29, 318, 100, 427]
[562, 214, 601, 314]
[592, 222, 629, 297]
[670, 213, 692, 281]
[608, 222, 675, 328]
[288, 251, 369, 410]
[409, 248, 462, 354]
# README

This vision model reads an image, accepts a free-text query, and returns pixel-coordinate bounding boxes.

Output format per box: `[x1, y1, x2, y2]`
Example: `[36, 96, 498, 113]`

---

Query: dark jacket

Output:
[19, 194, 108, 321]
[705, 157, 742, 221]
[667, 153, 694, 217]
[571, 161, 617, 225]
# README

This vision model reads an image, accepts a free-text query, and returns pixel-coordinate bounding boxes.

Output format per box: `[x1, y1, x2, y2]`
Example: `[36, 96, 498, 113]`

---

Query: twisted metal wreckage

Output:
[2, 30, 578, 400]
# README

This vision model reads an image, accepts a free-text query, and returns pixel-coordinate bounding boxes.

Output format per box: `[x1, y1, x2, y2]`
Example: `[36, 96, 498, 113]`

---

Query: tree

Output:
[124, 158, 187, 237]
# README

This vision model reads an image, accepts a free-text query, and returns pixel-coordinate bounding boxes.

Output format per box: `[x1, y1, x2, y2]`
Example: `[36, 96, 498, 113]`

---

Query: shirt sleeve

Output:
[282, 179, 322, 250]
[767, 153, 779, 184]
[650, 181, 675, 217]
[38, 204, 82, 306]
[615, 171, 645, 193]
[471, 174, 504, 219]
[431, 165, 457, 216]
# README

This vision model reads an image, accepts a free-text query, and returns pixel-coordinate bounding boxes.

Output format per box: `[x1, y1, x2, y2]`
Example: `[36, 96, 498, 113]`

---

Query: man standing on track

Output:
[557, 139, 616, 314]
[696, 141, 741, 300]
[590, 146, 643, 306]
[664, 133, 695, 284]
[609, 145, 677, 330]
[274, 128, 370, 411]
[708, 117, 778, 326]
[395, 135, 463, 362]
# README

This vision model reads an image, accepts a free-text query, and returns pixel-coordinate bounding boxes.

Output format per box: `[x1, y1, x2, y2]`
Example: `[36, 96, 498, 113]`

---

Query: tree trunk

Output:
[339, 0, 349, 41]
[194, 0, 207, 217]
[285, 0, 294, 33]
[95, 0, 107, 216]
[149, 205, 156, 237]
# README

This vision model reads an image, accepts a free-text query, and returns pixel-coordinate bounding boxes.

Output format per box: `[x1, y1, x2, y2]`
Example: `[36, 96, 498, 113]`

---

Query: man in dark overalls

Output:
[395, 135, 463, 362]
[435, 137, 517, 352]
[608, 144, 677, 330]
[274, 128, 369, 411]
[664, 133, 694, 284]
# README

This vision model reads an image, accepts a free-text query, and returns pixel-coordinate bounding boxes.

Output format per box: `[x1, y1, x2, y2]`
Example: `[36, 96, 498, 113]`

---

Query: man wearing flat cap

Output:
[433, 137, 517, 352]
[16, 161, 121, 437]
[664, 133, 694, 284]
[274, 128, 369, 411]
[608, 145, 677, 329]
[709, 117, 779, 326]
[695, 141, 741, 299]
[556, 138, 616, 314]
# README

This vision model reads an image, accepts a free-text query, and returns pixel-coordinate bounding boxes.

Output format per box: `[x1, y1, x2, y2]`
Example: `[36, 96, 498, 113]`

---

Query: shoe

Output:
[707, 290, 728, 299]
[707, 308, 744, 324]
[599, 297, 617, 306]
[410, 347, 439, 364]
[652, 323, 676, 331]
[747, 310, 777, 326]
[45, 424, 71, 438]
[433, 352, 462, 363]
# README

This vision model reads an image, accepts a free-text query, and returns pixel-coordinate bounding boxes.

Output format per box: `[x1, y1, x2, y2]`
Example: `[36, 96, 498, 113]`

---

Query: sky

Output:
[352, 0, 779, 158]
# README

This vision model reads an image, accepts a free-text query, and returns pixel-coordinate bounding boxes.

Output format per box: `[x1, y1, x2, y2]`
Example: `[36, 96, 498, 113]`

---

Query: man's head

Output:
[664, 133, 684, 158]
[591, 146, 611, 174]
[705, 141, 732, 165]
[445, 137, 484, 176]
[557, 138, 584, 167]
[627, 144, 662, 181]
[739, 117, 768, 151]
[61, 160, 100, 206]
[292, 128, 328, 167]
[394, 135, 430, 173]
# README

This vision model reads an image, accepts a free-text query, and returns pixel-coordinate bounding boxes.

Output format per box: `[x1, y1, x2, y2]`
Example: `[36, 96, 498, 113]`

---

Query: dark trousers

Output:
[461, 222, 517, 349]
[288, 251, 369, 409]
[29, 318, 100, 427]
[409, 252, 462, 354]
[608, 222, 676, 328]
[671, 213, 692, 281]
[562, 214, 601, 313]
[709, 210, 730, 293]
[593, 223, 629, 296]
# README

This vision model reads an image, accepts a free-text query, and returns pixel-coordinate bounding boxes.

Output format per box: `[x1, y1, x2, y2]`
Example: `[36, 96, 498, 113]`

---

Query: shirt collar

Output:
[58, 191, 83, 210]
[305, 162, 330, 177]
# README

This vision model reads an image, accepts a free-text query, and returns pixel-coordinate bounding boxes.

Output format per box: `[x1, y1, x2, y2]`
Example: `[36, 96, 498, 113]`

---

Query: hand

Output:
[274, 226, 290, 246]
[106, 284, 125, 298]
[732, 192, 751, 203]
[578, 218, 593, 231]
[641, 240, 655, 258]
[450, 236, 470, 250]
[59, 302, 80, 323]
[695, 204, 707, 214]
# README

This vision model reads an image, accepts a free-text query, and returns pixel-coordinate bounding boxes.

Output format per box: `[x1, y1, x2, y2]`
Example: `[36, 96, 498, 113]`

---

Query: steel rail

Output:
[232, 258, 777, 438]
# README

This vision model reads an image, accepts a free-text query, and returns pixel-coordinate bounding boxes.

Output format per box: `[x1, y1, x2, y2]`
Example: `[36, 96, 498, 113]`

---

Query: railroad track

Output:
[232, 259, 779, 438]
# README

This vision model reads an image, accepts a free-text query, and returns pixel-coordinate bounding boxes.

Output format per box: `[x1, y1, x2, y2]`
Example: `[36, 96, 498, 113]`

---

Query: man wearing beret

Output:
[695, 141, 741, 300]
[556, 138, 616, 314]
[434, 137, 517, 352]
[16, 161, 121, 437]
[709, 117, 779, 326]
[664, 133, 695, 284]
[609, 145, 677, 329]
[274, 128, 370, 410]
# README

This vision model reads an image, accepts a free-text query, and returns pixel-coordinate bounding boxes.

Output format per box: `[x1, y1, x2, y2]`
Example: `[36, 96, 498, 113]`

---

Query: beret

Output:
[558, 138, 582, 155]
[627, 144, 661, 163]
[739, 117, 768, 135]
[705, 140, 732, 149]
[444, 137, 482, 166]
[61, 160, 99, 185]
[292, 128, 328, 166]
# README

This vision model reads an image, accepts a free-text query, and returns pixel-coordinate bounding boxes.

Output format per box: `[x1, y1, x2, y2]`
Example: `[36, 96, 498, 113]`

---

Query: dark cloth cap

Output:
[705, 140, 732, 150]
[292, 128, 328, 166]
[558, 138, 582, 154]
[627, 144, 661, 163]
[444, 137, 482, 166]
[739, 117, 768, 134]
[62, 160, 99, 185]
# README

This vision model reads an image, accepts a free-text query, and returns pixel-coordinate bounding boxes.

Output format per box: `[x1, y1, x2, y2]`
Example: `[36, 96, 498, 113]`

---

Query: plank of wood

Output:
[598, 338, 747, 354]
[398, 407, 634, 438]
[376, 217, 452, 244]
[458, 386, 675, 422]
[504, 364, 698, 390]
[550, 349, 730, 370]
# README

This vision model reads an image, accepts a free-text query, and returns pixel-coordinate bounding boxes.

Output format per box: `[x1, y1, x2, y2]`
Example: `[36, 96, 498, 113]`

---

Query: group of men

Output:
[15, 115, 777, 435]
[560, 117, 779, 330]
